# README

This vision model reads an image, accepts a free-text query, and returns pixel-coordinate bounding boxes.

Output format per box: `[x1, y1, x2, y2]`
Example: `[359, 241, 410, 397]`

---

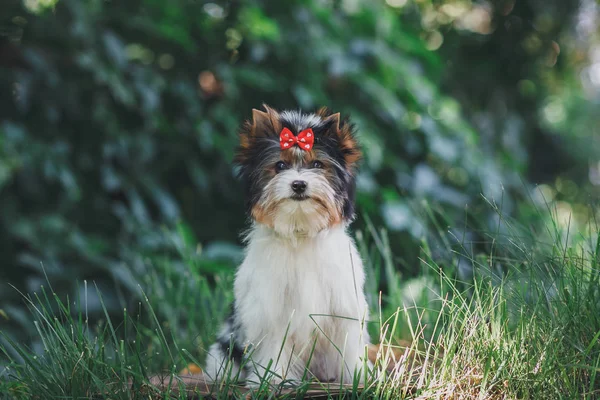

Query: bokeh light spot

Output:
[543, 99, 566, 125]
[158, 54, 175, 70]
[225, 28, 243, 50]
[386, 0, 408, 8]
[203, 3, 226, 19]
[23, 0, 58, 13]
[425, 30, 444, 51]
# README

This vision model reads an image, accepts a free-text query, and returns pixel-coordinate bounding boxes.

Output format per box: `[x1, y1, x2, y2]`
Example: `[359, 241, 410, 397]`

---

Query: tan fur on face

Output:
[252, 168, 344, 237]
[251, 203, 274, 227]
[261, 196, 342, 234]
[238, 105, 359, 234]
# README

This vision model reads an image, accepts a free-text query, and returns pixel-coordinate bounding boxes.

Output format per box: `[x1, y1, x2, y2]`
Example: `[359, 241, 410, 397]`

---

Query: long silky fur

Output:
[204, 105, 370, 386]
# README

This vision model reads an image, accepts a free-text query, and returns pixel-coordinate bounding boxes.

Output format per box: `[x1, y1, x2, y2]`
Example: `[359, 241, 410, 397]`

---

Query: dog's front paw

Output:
[245, 371, 304, 389]
[244, 372, 282, 388]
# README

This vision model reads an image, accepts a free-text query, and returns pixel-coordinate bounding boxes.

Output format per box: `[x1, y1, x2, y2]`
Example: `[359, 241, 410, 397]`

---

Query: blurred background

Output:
[0, 0, 599, 356]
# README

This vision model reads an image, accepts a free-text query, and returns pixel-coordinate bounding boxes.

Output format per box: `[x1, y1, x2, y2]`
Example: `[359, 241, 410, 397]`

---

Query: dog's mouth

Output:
[290, 194, 309, 201]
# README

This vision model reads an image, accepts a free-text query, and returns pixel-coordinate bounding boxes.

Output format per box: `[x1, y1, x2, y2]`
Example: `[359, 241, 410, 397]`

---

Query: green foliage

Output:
[0, 0, 588, 363]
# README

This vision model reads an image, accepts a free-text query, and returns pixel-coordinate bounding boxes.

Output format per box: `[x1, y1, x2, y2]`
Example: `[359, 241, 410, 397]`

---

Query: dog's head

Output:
[235, 105, 361, 238]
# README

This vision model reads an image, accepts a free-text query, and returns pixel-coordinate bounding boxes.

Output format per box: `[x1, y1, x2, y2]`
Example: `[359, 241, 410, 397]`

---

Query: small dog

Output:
[204, 105, 371, 386]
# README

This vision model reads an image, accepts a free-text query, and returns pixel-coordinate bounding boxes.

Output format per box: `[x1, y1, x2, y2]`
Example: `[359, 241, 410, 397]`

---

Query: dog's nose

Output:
[291, 180, 307, 194]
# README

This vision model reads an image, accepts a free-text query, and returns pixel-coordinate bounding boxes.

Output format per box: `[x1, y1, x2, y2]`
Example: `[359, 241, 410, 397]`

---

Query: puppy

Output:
[204, 105, 370, 387]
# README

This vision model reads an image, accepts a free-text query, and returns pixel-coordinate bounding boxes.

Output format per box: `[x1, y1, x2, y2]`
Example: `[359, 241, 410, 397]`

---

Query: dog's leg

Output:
[203, 315, 246, 382]
[243, 342, 304, 387]
[324, 318, 370, 384]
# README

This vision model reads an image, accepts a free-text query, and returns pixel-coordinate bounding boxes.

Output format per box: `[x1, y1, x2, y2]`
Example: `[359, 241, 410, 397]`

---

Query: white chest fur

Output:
[234, 224, 370, 384]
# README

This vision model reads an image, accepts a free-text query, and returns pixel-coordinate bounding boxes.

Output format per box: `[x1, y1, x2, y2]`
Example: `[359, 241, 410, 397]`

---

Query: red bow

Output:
[279, 127, 314, 151]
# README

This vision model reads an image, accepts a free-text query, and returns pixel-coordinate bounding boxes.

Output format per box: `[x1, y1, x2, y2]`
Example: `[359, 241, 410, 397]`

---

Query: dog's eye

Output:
[275, 161, 288, 172]
[311, 160, 324, 169]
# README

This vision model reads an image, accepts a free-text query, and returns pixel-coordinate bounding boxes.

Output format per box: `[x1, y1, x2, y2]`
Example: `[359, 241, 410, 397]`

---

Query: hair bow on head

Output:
[279, 127, 314, 151]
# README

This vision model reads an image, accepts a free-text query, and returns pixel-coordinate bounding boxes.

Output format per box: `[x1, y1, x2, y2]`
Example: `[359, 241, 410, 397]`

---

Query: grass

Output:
[1, 199, 599, 399]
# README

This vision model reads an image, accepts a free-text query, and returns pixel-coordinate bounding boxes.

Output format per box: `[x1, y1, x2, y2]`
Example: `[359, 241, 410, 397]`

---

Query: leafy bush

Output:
[0, 0, 582, 347]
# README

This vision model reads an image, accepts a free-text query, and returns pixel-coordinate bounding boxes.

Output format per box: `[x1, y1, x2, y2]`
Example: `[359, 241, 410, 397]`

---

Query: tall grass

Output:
[1, 200, 599, 399]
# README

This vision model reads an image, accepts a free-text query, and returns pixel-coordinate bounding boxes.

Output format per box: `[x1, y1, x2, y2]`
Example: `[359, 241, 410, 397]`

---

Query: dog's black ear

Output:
[317, 109, 361, 169]
[251, 104, 281, 137]
[338, 120, 361, 169]
[322, 112, 341, 133]
[236, 105, 281, 167]
[251, 108, 269, 132]
[316, 107, 339, 133]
